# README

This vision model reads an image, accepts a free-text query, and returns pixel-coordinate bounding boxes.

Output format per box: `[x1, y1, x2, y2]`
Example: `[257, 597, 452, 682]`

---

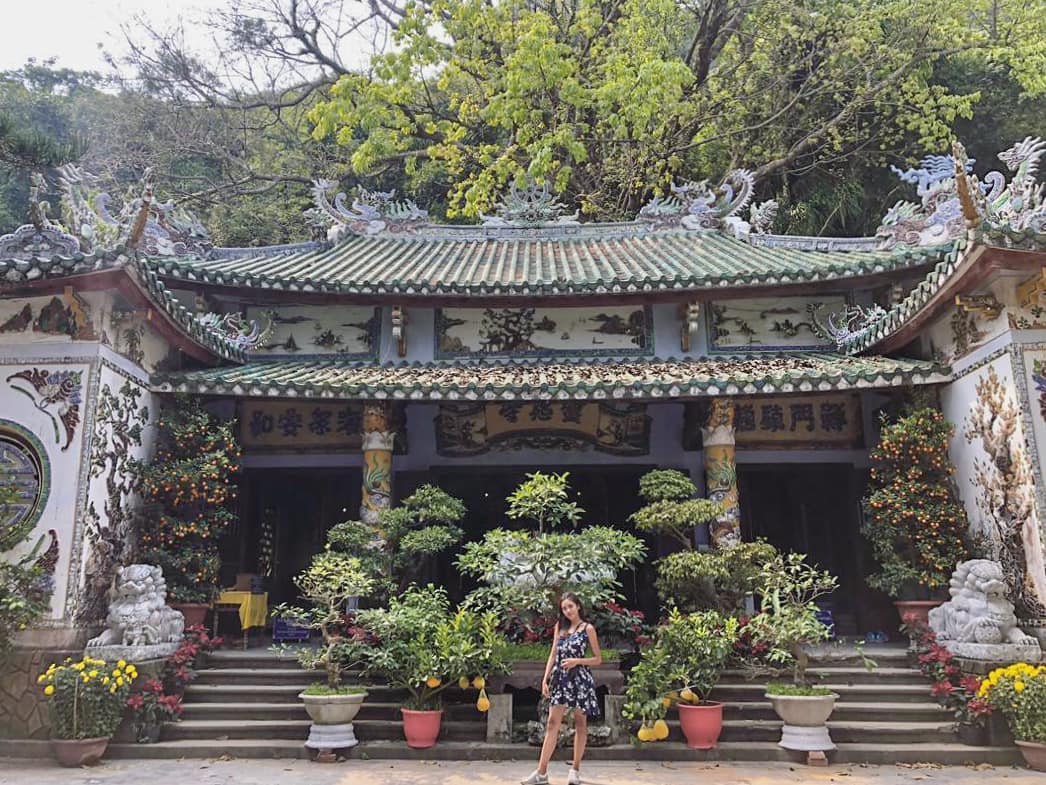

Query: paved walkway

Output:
[0, 758, 1041, 785]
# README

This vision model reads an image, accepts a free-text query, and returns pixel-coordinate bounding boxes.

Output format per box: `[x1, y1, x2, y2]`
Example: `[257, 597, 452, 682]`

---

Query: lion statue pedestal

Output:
[85, 564, 185, 662]
[928, 559, 1041, 662]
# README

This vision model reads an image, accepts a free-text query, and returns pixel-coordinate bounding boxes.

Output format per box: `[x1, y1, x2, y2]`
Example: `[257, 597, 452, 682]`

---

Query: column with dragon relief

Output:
[702, 399, 741, 548]
[361, 403, 395, 525]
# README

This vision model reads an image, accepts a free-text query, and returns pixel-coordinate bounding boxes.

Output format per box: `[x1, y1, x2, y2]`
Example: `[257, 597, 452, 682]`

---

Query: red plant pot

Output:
[51, 737, 110, 767]
[677, 701, 724, 749]
[172, 603, 210, 630]
[401, 708, 443, 749]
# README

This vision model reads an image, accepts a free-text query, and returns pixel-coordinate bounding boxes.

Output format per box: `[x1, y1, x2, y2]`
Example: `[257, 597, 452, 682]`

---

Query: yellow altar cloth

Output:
[216, 591, 269, 630]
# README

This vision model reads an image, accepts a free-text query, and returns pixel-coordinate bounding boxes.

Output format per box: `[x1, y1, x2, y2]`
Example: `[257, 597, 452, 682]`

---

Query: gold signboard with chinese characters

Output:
[436, 402, 650, 456]
[239, 401, 406, 452]
[684, 395, 862, 450]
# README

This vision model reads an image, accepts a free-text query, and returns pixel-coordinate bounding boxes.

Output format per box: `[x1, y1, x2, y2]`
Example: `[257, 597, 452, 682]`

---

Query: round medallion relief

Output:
[0, 420, 50, 534]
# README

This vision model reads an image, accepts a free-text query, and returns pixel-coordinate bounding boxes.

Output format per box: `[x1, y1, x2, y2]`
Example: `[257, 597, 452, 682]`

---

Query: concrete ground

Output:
[0, 758, 1041, 785]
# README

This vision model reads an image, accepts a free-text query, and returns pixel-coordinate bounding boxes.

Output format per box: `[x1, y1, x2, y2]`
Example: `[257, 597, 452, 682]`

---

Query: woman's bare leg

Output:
[537, 705, 567, 775]
[572, 709, 588, 770]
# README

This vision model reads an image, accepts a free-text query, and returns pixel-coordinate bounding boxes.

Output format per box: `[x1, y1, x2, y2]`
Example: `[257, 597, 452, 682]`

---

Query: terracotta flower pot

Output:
[677, 701, 723, 749]
[51, 737, 110, 767]
[893, 600, 944, 629]
[1017, 740, 1046, 771]
[171, 602, 210, 629]
[401, 708, 443, 749]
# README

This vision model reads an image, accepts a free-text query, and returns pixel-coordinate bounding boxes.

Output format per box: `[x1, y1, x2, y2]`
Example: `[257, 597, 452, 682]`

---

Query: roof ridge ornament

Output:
[810, 303, 888, 348]
[479, 179, 580, 227]
[0, 171, 82, 261]
[982, 136, 1046, 234]
[55, 164, 213, 257]
[875, 152, 973, 250]
[195, 311, 273, 351]
[638, 169, 756, 232]
[311, 179, 429, 240]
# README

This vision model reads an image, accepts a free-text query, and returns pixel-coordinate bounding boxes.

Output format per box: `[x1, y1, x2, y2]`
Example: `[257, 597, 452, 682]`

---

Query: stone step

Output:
[162, 718, 486, 742]
[183, 683, 412, 703]
[709, 683, 930, 702]
[204, 652, 305, 670]
[194, 667, 327, 684]
[720, 700, 950, 723]
[74, 739, 1021, 766]
[716, 720, 956, 745]
[180, 700, 482, 722]
[718, 667, 924, 685]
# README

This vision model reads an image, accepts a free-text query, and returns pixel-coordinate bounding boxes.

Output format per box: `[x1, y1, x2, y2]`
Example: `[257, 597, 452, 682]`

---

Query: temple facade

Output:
[3, 140, 1046, 707]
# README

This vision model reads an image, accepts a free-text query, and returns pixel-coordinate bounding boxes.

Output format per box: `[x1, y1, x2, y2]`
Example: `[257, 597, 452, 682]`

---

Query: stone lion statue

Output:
[929, 559, 1037, 646]
[87, 564, 184, 650]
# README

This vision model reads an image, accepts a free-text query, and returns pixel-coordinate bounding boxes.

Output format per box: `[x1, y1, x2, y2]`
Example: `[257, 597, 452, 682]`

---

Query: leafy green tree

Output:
[309, 0, 1046, 220]
[0, 484, 52, 652]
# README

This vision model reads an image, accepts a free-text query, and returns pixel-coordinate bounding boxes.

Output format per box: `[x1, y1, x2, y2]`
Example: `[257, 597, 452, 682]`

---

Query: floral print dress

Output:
[549, 623, 600, 717]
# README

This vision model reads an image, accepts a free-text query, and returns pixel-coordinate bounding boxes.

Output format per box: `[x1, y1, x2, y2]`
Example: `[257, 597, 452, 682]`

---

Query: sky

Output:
[0, 0, 212, 73]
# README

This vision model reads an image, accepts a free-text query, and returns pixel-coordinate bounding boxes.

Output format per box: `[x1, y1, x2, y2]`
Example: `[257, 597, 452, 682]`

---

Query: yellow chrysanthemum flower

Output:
[1015, 681, 1026, 693]
[116, 677, 124, 687]
[43, 685, 54, 696]
[117, 660, 126, 669]
[89, 670, 98, 678]
[102, 677, 110, 685]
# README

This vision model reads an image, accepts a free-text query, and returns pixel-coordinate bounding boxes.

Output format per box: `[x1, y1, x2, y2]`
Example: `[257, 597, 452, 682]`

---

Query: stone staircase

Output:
[85, 645, 1021, 764]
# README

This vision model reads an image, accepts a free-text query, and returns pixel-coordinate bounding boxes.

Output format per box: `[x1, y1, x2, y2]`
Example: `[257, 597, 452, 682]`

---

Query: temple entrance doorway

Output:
[738, 463, 893, 637]
[230, 467, 362, 605]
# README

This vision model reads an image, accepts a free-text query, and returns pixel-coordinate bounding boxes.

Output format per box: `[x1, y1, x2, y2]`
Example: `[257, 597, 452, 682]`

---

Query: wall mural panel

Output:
[245, 305, 379, 359]
[0, 291, 97, 342]
[435, 402, 650, 456]
[6, 369, 82, 451]
[682, 394, 862, 449]
[435, 306, 653, 359]
[238, 400, 406, 453]
[707, 295, 848, 351]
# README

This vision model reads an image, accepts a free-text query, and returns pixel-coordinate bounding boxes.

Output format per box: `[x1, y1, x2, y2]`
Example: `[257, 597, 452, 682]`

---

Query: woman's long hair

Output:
[556, 591, 586, 633]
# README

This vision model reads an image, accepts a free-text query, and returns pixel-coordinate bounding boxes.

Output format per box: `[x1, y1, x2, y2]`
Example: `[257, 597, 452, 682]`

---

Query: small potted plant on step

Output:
[979, 663, 1046, 769]
[623, 609, 739, 748]
[356, 585, 510, 749]
[38, 656, 136, 766]
[272, 549, 375, 758]
[127, 678, 183, 743]
[745, 553, 839, 762]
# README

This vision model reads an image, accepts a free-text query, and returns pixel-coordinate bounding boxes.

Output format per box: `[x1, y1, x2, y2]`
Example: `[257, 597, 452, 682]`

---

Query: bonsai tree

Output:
[745, 553, 838, 690]
[326, 484, 466, 601]
[623, 609, 739, 741]
[458, 472, 645, 638]
[272, 550, 375, 692]
[138, 398, 240, 604]
[861, 406, 970, 598]
[354, 585, 510, 711]
[629, 469, 721, 549]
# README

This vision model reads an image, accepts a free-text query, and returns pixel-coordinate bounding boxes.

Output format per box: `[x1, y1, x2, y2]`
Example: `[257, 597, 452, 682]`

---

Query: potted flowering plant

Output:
[979, 663, 1046, 769]
[165, 625, 224, 696]
[38, 656, 137, 766]
[623, 609, 738, 749]
[127, 678, 183, 743]
[355, 585, 510, 749]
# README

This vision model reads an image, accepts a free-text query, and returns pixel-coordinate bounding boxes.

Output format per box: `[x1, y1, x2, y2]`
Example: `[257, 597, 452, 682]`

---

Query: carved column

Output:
[701, 399, 741, 548]
[361, 403, 395, 525]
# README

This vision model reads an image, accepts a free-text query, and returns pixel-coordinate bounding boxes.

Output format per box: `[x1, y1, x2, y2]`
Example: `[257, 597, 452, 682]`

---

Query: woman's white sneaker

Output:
[568, 767, 581, 784]
[521, 771, 549, 785]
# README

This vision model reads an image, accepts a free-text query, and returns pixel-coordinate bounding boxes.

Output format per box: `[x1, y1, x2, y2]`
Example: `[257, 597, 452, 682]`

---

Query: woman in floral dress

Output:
[523, 592, 602, 785]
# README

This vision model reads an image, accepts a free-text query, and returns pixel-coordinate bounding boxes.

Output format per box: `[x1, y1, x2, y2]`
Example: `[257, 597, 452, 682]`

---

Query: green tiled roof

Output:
[149, 231, 945, 297]
[152, 353, 950, 400]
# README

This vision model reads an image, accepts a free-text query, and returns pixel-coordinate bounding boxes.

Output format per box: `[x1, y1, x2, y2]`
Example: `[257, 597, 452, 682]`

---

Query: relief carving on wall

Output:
[246, 305, 379, 358]
[436, 306, 652, 359]
[436, 402, 650, 456]
[708, 297, 848, 351]
[76, 381, 149, 624]
[964, 365, 1046, 618]
[0, 291, 94, 340]
[6, 369, 82, 451]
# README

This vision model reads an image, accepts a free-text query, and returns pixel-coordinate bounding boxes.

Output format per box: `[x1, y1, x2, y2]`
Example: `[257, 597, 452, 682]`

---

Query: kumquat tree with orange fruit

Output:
[861, 406, 970, 599]
[138, 397, 241, 603]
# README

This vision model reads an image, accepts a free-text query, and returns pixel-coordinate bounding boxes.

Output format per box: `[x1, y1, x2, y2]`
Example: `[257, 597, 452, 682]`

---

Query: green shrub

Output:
[654, 540, 778, 614]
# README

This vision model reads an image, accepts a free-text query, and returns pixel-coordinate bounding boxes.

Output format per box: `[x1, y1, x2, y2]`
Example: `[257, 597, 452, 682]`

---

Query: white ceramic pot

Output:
[299, 690, 367, 725]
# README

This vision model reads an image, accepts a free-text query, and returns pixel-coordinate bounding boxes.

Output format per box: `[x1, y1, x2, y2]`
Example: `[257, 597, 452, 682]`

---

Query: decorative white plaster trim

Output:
[98, 345, 151, 386]
[0, 341, 102, 362]
[950, 331, 1015, 378]
[951, 345, 1012, 381]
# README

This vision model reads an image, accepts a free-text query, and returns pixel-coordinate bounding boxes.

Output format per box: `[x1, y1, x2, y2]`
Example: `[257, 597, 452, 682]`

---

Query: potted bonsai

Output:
[745, 553, 839, 757]
[355, 585, 510, 749]
[38, 656, 136, 766]
[980, 663, 1046, 769]
[623, 609, 738, 749]
[138, 398, 241, 627]
[126, 678, 183, 743]
[272, 549, 375, 757]
[861, 407, 970, 626]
